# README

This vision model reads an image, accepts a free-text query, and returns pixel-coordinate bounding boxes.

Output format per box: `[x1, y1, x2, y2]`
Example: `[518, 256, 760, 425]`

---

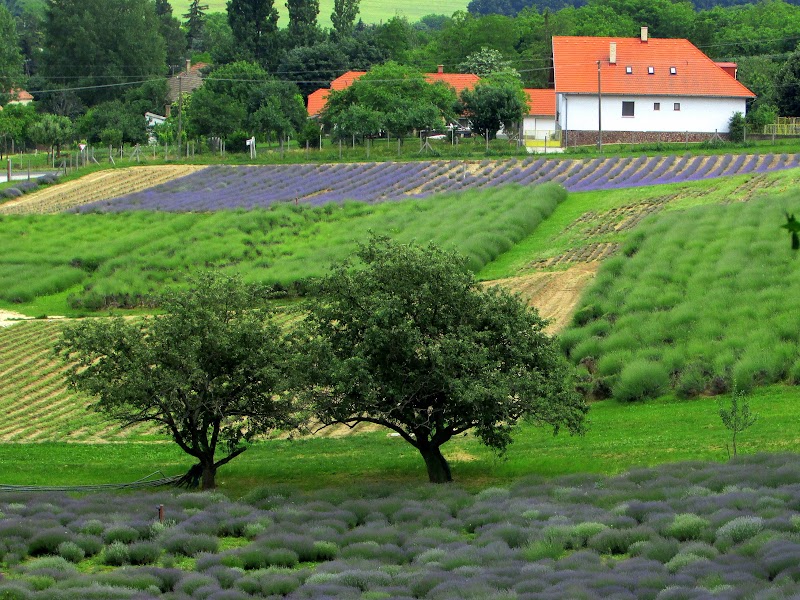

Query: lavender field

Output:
[74, 153, 800, 213]
[2, 454, 800, 599]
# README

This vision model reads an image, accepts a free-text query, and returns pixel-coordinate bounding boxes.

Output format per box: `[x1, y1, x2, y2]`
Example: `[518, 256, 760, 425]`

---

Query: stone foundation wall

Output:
[562, 130, 729, 147]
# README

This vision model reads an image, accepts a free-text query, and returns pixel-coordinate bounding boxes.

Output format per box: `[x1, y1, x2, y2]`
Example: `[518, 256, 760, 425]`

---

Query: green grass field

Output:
[0, 384, 797, 497]
[169, 0, 469, 26]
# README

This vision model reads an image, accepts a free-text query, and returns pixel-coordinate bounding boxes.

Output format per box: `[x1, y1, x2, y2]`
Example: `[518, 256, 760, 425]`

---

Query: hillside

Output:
[171, 0, 468, 24]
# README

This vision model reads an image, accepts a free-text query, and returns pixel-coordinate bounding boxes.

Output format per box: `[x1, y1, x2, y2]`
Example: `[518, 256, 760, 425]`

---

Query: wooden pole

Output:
[597, 60, 602, 151]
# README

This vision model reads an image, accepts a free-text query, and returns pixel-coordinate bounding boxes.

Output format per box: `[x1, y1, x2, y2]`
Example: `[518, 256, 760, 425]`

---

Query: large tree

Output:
[330, 0, 359, 38]
[155, 0, 188, 71]
[286, 0, 319, 48]
[227, 0, 280, 69]
[460, 71, 528, 140]
[323, 61, 457, 142]
[296, 237, 587, 483]
[57, 274, 295, 490]
[0, 4, 21, 104]
[183, 0, 207, 51]
[42, 0, 165, 105]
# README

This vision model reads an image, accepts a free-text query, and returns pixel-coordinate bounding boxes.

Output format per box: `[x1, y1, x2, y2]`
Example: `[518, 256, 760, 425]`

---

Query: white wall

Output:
[523, 116, 556, 139]
[556, 94, 746, 133]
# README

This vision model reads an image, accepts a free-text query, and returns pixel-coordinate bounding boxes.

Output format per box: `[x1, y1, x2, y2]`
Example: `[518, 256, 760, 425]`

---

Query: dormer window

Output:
[626, 66, 633, 74]
[648, 66, 655, 74]
[670, 67, 677, 75]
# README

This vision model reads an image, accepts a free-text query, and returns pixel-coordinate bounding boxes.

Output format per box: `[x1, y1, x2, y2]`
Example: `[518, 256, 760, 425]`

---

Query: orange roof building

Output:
[307, 66, 480, 117]
[7, 88, 33, 105]
[552, 29, 755, 145]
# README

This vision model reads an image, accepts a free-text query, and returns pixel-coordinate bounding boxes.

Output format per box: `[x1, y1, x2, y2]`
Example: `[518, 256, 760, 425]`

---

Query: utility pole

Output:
[177, 75, 183, 160]
[597, 60, 602, 151]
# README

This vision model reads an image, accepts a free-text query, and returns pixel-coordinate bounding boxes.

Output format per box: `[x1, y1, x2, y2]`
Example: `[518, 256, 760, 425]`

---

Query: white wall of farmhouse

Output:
[557, 94, 747, 134]
[523, 116, 556, 139]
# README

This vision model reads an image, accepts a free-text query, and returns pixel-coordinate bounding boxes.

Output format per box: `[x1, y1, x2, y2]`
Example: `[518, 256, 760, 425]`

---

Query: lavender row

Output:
[75, 153, 800, 212]
[4, 455, 800, 598]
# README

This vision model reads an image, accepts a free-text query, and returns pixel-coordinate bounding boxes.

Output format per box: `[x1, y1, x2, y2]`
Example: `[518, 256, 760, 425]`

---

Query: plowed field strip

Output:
[486, 263, 601, 334]
[0, 165, 207, 214]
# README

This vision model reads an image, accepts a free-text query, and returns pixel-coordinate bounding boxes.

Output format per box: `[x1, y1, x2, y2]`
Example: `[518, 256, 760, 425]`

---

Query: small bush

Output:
[665, 552, 709, 574]
[665, 514, 710, 542]
[716, 516, 764, 545]
[102, 541, 130, 566]
[162, 533, 219, 556]
[103, 525, 139, 545]
[128, 541, 161, 565]
[587, 526, 653, 555]
[613, 360, 670, 402]
[56, 542, 85, 563]
[28, 529, 74, 556]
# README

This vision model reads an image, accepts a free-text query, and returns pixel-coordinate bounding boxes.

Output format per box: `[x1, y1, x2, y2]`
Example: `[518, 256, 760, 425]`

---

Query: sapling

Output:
[718, 388, 758, 458]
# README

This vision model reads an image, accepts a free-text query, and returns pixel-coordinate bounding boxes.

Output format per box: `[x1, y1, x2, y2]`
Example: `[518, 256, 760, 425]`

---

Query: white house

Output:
[552, 29, 755, 146]
[523, 88, 556, 141]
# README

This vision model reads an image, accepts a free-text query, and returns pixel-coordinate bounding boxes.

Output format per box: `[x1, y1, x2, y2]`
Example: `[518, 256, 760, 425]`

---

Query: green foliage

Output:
[665, 514, 710, 542]
[28, 113, 73, 153]
[330, 0, 359, 37]
[295, 235, 586, 483]
[227, 0, 279, 69]
[186, 61, 306, 142]
[613, 360, 670, 402]
[78, 101, 148, 146]
[458, 46, 513, 77]
[460, 73, 527, 141]
[286, 0, 320, 47]
[718, 388, 758, 458]
[56, 542, 85, 563]
[56, 272, 296, 489]
[41, 0, 165, 105]
[564, 194, 800, 399]
[323, 61, 457, 141]
[0, 184, 564, 313]
[728, 111, 745, 143]
[0, 4, 21, 103]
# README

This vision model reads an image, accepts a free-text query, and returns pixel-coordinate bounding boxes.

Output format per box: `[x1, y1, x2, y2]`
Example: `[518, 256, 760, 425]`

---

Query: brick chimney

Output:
[640, 26, 648, 42]
[437, 64, 444, 74]
[609, 42, 617, 64]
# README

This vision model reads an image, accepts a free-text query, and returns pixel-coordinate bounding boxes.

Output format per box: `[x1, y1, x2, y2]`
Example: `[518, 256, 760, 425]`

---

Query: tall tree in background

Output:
[330, 0, 359, 39]
[286, 0, 319, 48]
[183, 0, 208, 51]
[776, 44, 800, 118]
[227, 0, 280, 69]
[42, 0, 165, 105]
[156, 0, 188, 72]
[0, 4, 22, 104]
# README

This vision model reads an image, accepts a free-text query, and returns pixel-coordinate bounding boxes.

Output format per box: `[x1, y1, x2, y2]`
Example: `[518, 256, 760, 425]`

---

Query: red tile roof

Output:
[309, 70, 481, 116]
[524, 89, 555, 116]
[425, 72, 480, 93]
[330, 71, 367, 90]
[307, 88, 330, 117]
[552, 37, 754, 98]
[8, 88, 33, 102]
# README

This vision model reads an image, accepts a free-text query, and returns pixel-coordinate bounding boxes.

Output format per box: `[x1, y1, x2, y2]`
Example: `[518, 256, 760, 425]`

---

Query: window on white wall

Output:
[622, 101, 635, 117]
[674, 102, 681, 111]
[654, 102, 660, 111]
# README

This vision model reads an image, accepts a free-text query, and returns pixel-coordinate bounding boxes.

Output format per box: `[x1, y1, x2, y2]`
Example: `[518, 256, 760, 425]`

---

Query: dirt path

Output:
[0, 310, 31, 327]
[485, 263, 600, 334]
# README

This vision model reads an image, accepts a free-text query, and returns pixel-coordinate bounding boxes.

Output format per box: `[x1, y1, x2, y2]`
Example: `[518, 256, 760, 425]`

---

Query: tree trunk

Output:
[419, 444, 452, 483]
[201, 461, 217, 490]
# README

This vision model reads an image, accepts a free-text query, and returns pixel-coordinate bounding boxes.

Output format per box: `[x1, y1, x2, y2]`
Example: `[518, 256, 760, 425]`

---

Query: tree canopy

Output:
[323, 61, 457, 141]
[41, 0, 165, 105]
[295, 236, 587, 483]
[0, 4, 21, 104]
[57, 273, 295, 490]
[460, 71, 528, 140]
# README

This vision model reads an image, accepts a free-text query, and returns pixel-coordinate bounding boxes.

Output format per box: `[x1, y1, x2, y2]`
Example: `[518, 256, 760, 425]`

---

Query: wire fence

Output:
[0, 471, 182, 493]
